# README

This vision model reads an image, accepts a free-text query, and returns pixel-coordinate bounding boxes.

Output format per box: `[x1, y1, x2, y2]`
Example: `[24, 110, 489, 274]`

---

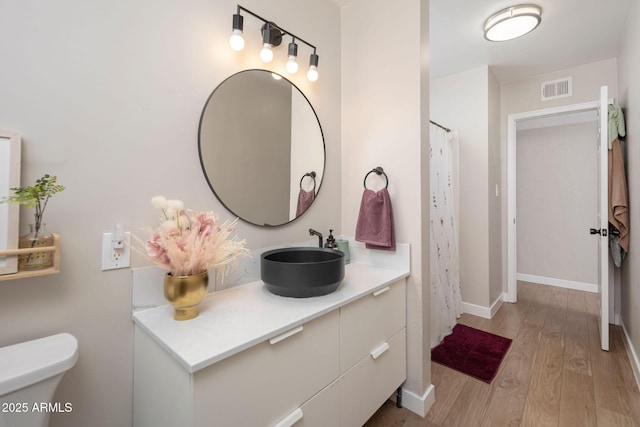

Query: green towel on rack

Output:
[608, 104, 626, 149]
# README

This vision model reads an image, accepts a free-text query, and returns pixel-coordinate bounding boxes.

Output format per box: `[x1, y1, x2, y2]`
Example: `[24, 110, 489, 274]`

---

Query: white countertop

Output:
[132, 260, 410, 373]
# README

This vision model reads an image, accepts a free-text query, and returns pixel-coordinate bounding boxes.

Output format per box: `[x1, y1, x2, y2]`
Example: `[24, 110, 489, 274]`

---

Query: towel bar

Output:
[299, 171, 316, 191]
[364, 166, 388, 189]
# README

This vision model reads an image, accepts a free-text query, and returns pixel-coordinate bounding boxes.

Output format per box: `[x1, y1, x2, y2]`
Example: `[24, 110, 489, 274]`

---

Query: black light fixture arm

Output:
[236, 5, 317, 52]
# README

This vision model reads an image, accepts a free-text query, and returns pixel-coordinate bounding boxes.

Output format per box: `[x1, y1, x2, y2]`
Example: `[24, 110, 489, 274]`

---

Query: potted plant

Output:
[0, 174, 65, 270]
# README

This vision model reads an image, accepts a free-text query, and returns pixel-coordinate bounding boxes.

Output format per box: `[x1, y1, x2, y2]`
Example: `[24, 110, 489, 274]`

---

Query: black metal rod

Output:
[237, 5, 317, 51]
[430, 119, 451, 133]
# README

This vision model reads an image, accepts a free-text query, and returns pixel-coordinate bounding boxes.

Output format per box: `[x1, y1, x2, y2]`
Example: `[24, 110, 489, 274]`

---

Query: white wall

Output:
[617, 0, 640, 378]
[431, 65, 501, 309]
[500, 58, 620, 295]
[516, 121, 598, 285]
[488, 69, 503, 305]
[341, 0, 432, 409]
[0, 1, 341, 426]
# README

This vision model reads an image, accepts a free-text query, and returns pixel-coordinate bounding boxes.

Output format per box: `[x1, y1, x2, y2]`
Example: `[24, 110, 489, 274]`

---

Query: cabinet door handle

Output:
[370, 342, 390, 359]
[269, 326, 304, 345]
[273, 408, 303, 427]
[373, 286, 390, 297]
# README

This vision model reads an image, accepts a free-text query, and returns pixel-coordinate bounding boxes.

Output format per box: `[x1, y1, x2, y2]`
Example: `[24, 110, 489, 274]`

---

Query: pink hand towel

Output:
[355, 188, 396, 251]
[296, 189, 315, 216]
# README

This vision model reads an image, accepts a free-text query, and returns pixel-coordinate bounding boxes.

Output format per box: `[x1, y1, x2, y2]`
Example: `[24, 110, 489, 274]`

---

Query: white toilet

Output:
[0, 333, 78, 427]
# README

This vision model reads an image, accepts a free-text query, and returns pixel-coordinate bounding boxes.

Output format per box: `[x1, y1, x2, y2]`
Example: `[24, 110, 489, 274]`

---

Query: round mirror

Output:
[198, 70, 325, 227]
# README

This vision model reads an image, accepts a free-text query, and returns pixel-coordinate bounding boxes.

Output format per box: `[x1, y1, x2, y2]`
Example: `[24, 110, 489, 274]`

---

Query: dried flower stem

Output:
[134, 197, 249, 277]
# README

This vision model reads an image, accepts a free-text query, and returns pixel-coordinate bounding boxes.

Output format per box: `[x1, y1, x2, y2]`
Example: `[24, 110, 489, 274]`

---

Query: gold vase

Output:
[163, 271, 209, 321]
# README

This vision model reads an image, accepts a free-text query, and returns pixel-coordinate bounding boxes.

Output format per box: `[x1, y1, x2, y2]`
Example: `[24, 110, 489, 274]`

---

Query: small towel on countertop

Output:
[295, 189, 315, 216]
[355, 188, 396, 251]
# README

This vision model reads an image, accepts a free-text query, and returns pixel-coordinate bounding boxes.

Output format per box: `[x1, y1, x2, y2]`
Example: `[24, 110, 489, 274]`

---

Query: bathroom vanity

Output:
[132, 245, 409, 427]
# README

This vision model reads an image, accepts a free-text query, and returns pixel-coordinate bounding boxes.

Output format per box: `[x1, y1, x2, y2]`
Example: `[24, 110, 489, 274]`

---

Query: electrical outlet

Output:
[101, 231, 131, 271]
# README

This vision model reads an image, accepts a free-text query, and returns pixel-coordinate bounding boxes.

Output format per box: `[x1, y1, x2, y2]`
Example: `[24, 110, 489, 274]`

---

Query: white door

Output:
[595, 86, 609, 351]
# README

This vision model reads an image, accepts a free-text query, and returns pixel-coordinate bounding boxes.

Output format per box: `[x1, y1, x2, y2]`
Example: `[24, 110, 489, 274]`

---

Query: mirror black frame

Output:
[197, 69, 326, 227]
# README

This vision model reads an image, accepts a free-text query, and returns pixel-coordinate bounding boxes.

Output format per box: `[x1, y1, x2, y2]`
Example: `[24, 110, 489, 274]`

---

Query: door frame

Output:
[506, 100, 600, 303]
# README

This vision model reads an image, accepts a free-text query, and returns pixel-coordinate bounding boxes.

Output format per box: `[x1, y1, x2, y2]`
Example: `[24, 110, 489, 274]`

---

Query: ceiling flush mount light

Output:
[484, 4, 542, 42]
[229, 5, 320, 82]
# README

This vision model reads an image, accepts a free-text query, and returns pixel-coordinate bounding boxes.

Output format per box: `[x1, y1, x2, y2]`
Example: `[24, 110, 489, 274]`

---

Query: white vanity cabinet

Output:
[274, 280, 407, 427]
[133, 266, 408, 427]
[193, 310, 340, 426]
[339, 282, 406, 427]
[134, 311, 341, 427]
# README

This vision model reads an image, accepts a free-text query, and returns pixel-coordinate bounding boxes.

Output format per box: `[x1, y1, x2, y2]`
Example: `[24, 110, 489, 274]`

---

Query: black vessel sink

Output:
[261, 247, 345, 298]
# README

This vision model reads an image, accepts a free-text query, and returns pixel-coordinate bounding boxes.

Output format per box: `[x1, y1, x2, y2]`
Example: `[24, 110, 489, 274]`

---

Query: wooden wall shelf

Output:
[0, 233, 60, 282]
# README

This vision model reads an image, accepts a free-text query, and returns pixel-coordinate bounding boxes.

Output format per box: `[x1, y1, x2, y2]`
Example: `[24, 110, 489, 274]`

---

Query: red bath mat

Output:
[431, 324, 512, 383]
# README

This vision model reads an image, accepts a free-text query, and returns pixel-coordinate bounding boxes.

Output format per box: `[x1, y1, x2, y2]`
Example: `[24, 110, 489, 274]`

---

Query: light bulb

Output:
[260, 43, 273, 63]
[229, 29, 245, 51]
[307, 65, 318, 82]
[286, 55, 299, 74]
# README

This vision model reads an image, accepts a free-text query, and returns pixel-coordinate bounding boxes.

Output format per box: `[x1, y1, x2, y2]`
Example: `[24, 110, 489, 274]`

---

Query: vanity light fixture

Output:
[229, 12, 245, 51]
[307, 53, 319, 82]
[229, 5, 320, 81]
[484, 4, 542, 42]
[285, 39, 299, 74]
[259, 22, 275, 63]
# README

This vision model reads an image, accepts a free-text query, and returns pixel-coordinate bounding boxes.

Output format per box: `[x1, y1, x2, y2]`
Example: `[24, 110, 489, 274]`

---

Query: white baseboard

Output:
[490, 293, 505, 317]
[401, 384, 435, 417]
[621, 321, 640, 390]
[462, 293, 505, 320]
[516, 273, 597, 293]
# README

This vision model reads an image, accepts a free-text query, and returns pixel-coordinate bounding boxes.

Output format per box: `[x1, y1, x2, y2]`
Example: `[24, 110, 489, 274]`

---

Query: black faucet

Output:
[309, 229, 323, 248]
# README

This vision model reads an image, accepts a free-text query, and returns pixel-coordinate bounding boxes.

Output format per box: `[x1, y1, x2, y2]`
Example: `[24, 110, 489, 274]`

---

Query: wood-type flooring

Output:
[364, 282, 640, 427]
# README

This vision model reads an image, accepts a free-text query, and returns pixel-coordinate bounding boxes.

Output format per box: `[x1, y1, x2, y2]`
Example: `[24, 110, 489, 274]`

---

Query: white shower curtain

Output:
[429, 124, 463, 348]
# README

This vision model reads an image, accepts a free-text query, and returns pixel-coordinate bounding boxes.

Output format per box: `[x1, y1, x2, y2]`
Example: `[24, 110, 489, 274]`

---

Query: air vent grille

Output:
[541, 77, 572, 101]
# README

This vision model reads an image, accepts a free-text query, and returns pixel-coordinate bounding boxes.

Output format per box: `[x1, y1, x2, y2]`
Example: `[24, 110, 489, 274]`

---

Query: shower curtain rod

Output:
[429, 120, 451, 133]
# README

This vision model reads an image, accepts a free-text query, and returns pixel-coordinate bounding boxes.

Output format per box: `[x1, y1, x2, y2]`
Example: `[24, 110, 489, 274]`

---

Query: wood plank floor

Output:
[364, 282, 640, 427]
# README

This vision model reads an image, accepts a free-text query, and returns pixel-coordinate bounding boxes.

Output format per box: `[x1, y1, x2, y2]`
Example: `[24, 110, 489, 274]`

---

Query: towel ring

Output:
[300, 171, 317, 192]
[363, 167, 388, 189]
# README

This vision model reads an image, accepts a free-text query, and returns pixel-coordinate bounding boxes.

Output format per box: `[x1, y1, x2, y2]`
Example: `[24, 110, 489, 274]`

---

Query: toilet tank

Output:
[0, 333, 79, 397]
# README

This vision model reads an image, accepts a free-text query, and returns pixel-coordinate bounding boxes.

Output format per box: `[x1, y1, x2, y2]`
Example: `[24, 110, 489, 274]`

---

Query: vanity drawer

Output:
[193, 310, 339, 427]
[272, 380, 340, 427]
[340, 329, 406, 427]
[340, 280, 405, 373]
